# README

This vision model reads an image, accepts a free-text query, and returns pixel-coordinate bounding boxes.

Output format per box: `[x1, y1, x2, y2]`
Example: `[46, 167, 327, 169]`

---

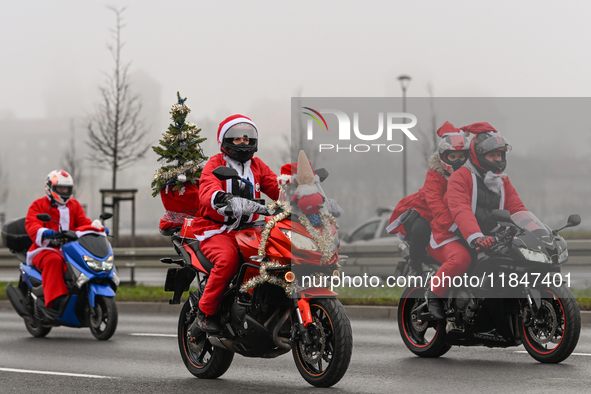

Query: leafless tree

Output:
[278, 89, 320, 167]
[87, 6, 150, 189]
[62, 118, 84, 195]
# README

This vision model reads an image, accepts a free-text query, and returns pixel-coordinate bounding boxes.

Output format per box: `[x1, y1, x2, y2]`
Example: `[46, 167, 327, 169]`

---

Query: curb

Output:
[1, 300, 590, 324]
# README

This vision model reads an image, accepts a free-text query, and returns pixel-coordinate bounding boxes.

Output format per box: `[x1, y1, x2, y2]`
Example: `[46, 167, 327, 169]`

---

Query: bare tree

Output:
[62, 118, 84, 195]
[87, 6, 150, 189]
[279, 89, 320, 167]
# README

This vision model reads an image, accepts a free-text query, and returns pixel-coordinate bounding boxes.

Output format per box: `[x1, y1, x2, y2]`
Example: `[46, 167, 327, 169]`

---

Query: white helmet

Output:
[45, 170, 74, 205]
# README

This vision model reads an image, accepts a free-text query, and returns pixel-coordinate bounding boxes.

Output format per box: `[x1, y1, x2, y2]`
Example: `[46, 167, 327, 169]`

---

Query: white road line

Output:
[515, 351, 591, 356]
[130, 333, 176, 337]
[0, 367, 113, 379]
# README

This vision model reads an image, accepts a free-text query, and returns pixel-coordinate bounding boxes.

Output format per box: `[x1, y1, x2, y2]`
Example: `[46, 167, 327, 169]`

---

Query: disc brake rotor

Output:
[299, 319, 326, 365]
[90, 304, 103, 327]
[411, 301, 428, 332]
[528, 299, 558, 345]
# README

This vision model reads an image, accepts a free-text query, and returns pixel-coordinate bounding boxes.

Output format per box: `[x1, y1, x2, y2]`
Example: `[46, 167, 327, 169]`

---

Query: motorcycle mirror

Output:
[212, 166, 241, 181]
[490, 209, 512, 224]
[556, 214, 581, 232]
[36, 214, 51, 222]
[314, 168, 329, 182]
[100, 212, 113, 221]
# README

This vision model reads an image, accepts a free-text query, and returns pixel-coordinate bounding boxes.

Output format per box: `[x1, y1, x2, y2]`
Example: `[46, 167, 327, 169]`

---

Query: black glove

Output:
[214, 192, 233, 207]
[471, 236, 496, 252]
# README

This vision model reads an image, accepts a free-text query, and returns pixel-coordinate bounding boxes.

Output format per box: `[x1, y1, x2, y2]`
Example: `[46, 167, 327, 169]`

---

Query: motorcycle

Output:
[2, 213, 119, 340]
[160, 165, 352, 387]
[396, 209, 581, 363]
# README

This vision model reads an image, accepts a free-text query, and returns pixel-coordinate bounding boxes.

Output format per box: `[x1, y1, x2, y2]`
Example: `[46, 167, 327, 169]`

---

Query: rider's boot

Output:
[195, 310, 221, 333]
[425, 290, 445, 320]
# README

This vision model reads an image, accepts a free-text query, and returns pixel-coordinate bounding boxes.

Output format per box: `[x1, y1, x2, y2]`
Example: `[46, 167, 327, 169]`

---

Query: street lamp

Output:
[398, 74, 411, 197]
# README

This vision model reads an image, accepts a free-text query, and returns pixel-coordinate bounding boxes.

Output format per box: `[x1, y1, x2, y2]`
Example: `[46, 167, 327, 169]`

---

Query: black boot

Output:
[49, 295, 68, 314]
[195, 311, 221, 333]
[425, 290, 445, 320]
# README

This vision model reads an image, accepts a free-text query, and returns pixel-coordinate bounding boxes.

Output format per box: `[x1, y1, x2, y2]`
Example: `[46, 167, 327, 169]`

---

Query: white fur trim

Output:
[58, 204, 70, 231]
[35, 228, 50, 248]
[386, 217, 402, 234]
[76, 230, 106, 238]
[277, 174, 295, 185]
[429, 233, 460, 249]
[26, 247, 63, 266]
[211, 191, 222, 210]
[194, 226, 227, 241]
[218, 118, 257, 148]
[467, 232, 484, 245]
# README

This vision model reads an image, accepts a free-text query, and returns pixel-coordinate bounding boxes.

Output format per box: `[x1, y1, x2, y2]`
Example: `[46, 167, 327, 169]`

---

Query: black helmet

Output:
[469, 132, 512, 174]
[221, 122, 258, 163]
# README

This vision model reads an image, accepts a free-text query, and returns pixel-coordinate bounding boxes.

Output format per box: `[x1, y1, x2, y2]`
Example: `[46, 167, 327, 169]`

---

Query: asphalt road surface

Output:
[0, 309, 590, 393]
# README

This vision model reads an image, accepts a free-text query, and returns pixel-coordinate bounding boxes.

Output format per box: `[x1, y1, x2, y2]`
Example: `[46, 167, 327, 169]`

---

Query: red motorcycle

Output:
[160, 166, 352, 387]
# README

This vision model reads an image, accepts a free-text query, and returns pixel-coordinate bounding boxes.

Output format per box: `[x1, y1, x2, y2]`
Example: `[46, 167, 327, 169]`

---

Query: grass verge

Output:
[1, 282, 590, 310]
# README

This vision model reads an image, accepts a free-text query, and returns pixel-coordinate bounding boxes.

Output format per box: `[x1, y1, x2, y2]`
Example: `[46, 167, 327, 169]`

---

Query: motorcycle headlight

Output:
[84, 255, 114, 272]
[280, 229, 318, 251]
[558, 249, 568, 264]
[518, 247, 551, 264]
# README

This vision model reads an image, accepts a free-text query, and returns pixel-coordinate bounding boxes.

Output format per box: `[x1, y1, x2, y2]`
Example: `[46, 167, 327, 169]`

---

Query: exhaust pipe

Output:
[6, 284, 34, 323]
[272, 308, 292, 350]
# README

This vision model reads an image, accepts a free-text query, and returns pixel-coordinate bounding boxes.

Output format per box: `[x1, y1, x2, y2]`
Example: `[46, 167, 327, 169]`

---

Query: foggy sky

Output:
[1, 1, 591, 233]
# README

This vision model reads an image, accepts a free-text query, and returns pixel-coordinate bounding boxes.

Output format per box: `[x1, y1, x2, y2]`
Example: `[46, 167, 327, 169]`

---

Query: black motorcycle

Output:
[397, 210, 581, 363]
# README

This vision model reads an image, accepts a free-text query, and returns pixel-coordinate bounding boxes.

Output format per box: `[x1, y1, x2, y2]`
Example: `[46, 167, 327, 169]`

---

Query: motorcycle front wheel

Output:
[398, 286, 451, 357]
[178, 300, 234, 379]
[521, 285, 581, 363]
[292, 298, 352, 388]
[89, 295, 118, 340]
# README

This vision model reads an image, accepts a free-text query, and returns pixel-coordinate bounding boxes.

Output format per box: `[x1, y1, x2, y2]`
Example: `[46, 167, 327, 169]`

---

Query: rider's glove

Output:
[104, 228, 110, 236]
[471, 236, 496, 252]
[43, 229, 57, 239]
[217, 197, 268, 217]
[214, 192, 234, 207]
[326, 198, 344, 218]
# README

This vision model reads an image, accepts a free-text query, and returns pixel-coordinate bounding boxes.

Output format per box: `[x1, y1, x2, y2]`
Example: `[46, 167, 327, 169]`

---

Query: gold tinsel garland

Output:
[239, 261, 293, 295]
[240, 197, 339, 294]
[298, 212, 338, 264]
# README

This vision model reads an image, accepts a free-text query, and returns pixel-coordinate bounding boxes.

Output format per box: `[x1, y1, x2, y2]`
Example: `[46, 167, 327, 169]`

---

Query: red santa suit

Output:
[192, 115, 279, 316]
[26, 196, 92, 307]
[428, 161, 526, 296]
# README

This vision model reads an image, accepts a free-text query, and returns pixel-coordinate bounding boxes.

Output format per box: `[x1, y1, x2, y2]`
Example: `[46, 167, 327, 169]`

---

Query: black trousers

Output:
[403, 216, 431, 272]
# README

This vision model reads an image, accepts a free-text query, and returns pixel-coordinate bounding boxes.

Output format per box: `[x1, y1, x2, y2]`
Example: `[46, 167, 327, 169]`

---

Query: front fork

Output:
[293, 298, 315, 345]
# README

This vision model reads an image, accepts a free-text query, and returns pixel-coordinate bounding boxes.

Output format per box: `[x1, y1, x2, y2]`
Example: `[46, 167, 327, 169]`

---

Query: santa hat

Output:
[277, 161, 317, 185]
[460, 122, 498, 135]
[437, 121, 464, 137]
[217, 114, 258, 149]
[292, 151, 324, 215]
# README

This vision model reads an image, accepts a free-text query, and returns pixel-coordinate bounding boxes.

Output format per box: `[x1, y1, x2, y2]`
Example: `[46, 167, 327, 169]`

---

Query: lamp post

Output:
[398, 74, 411, 197]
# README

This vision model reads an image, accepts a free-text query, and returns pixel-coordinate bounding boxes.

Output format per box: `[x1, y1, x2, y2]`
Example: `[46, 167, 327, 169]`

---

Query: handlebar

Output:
[47, 230, 78, 245]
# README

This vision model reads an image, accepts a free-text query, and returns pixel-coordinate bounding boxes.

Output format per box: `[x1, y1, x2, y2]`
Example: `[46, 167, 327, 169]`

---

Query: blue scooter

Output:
[3, 213, 120, 340]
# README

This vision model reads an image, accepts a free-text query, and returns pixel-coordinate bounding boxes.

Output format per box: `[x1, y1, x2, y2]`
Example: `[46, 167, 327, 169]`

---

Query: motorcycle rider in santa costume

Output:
[426, 122, 527, 319]
[25, 170, 102, 311]
[190, 114, 279, 333]
[387, 121, 470, 276]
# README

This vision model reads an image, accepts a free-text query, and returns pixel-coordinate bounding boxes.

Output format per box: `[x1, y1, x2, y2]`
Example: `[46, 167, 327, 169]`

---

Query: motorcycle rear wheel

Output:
[178, 300, 234, 379]
[22, 287, 52, 338]
[89, 296, 118, 340]
[521, 285, 581, 363]
[292, 298, 352, 388]
[398, 286, 451, 357]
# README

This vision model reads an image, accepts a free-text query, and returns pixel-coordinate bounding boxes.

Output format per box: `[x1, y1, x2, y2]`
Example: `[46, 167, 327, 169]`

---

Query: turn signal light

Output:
[285, 271, 295, 282]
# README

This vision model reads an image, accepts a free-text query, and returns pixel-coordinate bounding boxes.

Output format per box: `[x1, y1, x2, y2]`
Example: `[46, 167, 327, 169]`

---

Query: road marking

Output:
[0, 367, 113, 379]
[515, 351, 591, 356]
[130, 333, 176, 337]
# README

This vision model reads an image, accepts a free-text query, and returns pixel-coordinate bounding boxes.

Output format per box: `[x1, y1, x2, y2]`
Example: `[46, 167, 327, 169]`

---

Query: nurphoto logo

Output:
[302, 107, 418, 153]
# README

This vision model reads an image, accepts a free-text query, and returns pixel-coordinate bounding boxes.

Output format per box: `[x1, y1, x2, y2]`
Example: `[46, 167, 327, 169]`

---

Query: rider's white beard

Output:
[483, 171, 507, 194]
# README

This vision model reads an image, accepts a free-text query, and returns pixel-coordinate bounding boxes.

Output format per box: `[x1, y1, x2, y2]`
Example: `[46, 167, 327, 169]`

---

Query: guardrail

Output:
[1, 241, 590, 268]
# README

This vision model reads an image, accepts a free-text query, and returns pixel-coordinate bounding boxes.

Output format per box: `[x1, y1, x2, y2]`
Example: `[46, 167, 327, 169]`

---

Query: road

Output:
[0, 309, 590, 393]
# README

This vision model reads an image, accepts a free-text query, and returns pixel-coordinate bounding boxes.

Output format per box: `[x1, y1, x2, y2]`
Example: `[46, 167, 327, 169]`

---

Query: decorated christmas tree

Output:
[151, 92, 207, 196]
[151, 92, 207, 230]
